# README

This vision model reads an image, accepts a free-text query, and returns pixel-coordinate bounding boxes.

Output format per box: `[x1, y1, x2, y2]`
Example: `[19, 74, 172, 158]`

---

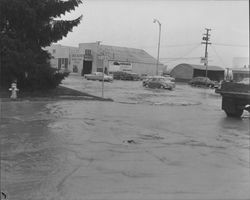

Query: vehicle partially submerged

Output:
[189, 76, 218, 88]
[112, 71, 140, 81]
[84, 72, 113, 82]
[216, 79, 250, 117]
[142, 76, 175, 90]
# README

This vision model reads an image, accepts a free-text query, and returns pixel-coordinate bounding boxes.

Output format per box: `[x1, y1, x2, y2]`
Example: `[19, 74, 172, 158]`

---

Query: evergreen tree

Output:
[0, 0, 82, 90]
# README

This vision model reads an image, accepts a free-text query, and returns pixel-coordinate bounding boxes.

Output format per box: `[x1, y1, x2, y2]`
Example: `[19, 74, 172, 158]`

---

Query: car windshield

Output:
[150, 78, 164, 81]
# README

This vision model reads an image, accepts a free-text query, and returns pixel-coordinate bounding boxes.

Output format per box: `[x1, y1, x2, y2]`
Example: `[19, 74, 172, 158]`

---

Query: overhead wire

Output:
[213, 43, 248, 47]
[210, 45, 227, 68]
[140, 43, 201, 49]
[160, 57, 201, 60]
[160, 43, 201, 48]
[160, 43, 202, 63]
[143, 41, 248, 64]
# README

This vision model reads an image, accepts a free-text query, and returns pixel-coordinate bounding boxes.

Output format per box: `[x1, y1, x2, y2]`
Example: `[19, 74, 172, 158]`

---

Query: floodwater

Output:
[1, 75, 249, 200]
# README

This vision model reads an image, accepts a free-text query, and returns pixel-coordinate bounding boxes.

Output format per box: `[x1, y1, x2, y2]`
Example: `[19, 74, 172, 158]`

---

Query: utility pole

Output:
[201, 28, 211, 79]
[153, 19, 161, 76]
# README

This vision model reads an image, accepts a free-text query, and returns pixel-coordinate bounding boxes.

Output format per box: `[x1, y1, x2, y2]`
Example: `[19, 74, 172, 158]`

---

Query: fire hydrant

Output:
[9, 82, 19, 99]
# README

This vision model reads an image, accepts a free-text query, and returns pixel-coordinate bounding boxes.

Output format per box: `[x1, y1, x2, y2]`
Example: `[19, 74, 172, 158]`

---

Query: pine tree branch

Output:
[39, 15, 82, 47]
[44, 0, 83, 18]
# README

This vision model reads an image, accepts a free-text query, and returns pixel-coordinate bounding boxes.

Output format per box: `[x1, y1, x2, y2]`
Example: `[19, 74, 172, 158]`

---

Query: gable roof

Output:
[99, 45, 161, 65]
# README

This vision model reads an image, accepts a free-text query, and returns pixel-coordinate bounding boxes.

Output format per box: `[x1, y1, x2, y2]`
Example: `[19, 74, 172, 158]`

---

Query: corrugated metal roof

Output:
[99, 45, 160, 65]
[178, 63, 224, 71]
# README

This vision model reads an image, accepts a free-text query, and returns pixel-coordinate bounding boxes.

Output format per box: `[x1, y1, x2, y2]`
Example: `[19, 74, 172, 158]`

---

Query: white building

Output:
[45, 42, 163, 76]
[232, 57, 249, 68]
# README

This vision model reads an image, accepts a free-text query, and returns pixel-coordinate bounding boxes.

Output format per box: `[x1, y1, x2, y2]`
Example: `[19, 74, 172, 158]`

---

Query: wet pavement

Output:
[1, 74, 250, 200]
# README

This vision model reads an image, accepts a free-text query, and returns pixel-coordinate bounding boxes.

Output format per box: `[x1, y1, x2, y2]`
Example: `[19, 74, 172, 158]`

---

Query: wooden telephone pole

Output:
[201, 28, 212, 78]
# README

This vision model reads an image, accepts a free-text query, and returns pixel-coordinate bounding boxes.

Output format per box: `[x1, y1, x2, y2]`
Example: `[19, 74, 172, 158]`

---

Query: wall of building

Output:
[132, 62, 163, 75]
[78, 42, 100, 74]
[193, 69, 224, 81]
[69, 49, 84, 73]
[232, 68, 250, 81]
[45, 44, 78, 71]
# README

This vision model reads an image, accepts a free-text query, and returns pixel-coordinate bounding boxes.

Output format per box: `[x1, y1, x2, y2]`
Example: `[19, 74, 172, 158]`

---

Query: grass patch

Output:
[0, 86, 113, 101]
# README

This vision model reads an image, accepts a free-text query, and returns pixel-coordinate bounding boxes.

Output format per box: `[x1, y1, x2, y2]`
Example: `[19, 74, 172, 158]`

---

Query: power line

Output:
[159, 43, 202, 63]
[141, 42, 248, 49]
[160, 57, 201, 60]
[213, 43, 248, 47]
[210, 45, 227, 68]
[161, 43, 201, 48]
[140, 43, 201, 49]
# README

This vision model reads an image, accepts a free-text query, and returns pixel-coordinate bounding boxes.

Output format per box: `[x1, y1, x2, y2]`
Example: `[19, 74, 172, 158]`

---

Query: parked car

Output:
[189, 76, 217, 88]
[84, 72, 113, 82]
[140, 74, 149, 80]
[112, 71, 140, 81]
[122, 72, 140, 80]
[142, 76, 175, 90]
[162, 75, 175, 82]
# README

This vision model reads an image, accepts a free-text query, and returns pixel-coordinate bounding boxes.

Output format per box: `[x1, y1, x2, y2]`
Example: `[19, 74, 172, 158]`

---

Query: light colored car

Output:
[143, 76, 175, 90]
[84, 72, 113, 82]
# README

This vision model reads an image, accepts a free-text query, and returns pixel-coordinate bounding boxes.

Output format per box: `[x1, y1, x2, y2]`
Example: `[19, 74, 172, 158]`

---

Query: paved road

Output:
[1, 75, 249, 200]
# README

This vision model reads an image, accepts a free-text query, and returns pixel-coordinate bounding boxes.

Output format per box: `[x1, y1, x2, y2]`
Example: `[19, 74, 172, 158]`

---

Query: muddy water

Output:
[1, 76, 249, 200]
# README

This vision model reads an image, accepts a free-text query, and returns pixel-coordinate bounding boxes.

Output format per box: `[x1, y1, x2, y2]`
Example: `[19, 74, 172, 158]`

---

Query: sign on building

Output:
[70, 53, 84, 73]
[109, 61, 132, 72]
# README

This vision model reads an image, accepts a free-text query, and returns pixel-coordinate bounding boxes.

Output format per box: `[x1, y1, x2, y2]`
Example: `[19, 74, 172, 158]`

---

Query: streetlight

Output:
[153, 18, 161, 76]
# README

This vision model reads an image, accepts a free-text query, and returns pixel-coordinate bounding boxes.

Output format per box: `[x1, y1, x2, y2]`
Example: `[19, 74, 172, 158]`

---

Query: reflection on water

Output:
[1, 80, 250, 199]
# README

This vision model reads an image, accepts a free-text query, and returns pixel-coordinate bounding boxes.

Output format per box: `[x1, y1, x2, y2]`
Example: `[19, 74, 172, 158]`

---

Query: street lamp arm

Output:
[153, 18, 161, 26]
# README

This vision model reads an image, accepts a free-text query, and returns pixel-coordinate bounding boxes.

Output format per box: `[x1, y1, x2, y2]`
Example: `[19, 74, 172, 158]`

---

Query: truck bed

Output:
[216, 81, 250, 97]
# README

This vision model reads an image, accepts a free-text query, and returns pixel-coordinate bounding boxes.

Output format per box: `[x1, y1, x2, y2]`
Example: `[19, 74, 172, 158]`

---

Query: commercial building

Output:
[170, 63, 225, 82]
[45, 42, 163, 76]
[45, 44, 78, 71]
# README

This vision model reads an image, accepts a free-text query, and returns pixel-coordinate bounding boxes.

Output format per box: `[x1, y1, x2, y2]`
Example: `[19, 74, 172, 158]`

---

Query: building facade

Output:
[45, 42, 163, 76]
[45, 44, 78, 72]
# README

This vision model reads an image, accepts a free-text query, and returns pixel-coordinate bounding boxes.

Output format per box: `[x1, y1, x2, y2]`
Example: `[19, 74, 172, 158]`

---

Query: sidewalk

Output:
[0, 85, 113, 102]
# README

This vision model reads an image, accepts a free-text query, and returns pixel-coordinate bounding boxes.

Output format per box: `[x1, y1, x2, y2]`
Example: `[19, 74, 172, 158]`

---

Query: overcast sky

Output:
[57, 0, 249, 68]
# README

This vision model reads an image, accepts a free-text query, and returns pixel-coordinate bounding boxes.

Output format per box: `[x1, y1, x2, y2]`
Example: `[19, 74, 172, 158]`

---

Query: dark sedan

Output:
[189, 76, 218, 88]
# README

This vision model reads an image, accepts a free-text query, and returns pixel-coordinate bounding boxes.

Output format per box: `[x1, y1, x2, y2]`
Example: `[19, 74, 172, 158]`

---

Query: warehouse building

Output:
[231, 68, 249, 82]
[46, 42, 163, 76]
[170, 63, 225, 82]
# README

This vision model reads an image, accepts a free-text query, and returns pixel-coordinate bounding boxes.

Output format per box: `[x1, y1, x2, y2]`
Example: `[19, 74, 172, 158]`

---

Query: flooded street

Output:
[1, 75, 250, 200]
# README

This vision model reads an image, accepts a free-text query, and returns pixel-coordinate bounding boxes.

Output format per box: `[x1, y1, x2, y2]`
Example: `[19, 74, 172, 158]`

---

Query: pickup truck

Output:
[216, 78, 250, 117]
